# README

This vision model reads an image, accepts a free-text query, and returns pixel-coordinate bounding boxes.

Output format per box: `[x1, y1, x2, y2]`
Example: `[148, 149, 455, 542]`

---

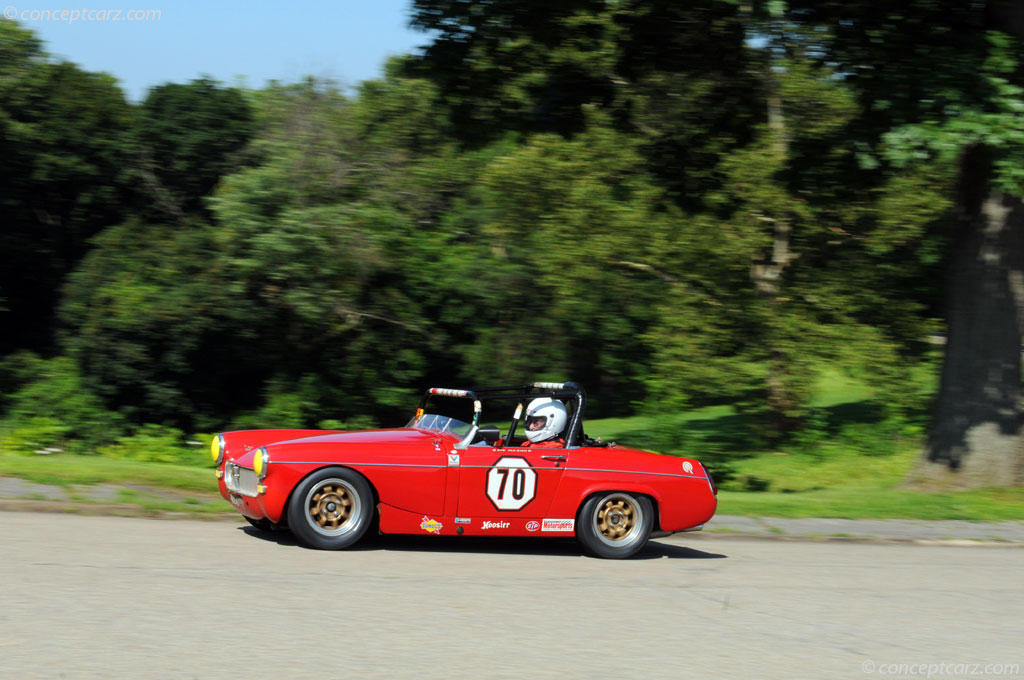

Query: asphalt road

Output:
[1, 513, 1021, 680]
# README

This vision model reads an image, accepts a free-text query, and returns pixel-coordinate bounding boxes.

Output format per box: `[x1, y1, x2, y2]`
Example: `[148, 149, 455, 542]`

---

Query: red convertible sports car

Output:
[213, 381, 717, 558]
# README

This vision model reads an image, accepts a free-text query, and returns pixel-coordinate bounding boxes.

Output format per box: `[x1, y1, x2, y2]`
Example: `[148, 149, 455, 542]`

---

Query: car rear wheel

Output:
[577, 492, 653, 559]
[287, 467, 374, 550]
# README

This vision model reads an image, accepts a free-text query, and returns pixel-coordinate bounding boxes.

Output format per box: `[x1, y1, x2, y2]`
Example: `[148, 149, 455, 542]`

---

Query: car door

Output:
[455, 444, 567, 519]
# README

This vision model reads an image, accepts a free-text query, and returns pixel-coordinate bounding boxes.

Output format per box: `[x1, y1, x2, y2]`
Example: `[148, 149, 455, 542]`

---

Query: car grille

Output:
[225, 462, 259, 497]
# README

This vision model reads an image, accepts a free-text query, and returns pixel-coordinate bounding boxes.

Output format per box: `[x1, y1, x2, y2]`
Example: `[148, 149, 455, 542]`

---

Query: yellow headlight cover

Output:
[253, 448, 264, 478]
[210, 435, 220, 462]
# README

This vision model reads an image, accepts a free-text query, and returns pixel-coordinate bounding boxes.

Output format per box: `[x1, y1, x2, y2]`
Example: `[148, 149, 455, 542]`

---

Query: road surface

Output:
[1, 512, 1020, 679]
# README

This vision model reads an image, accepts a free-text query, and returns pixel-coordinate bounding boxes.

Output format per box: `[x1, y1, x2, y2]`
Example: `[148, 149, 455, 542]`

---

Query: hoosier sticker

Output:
[480, 520, 510, 530]
[541, 518, 575, 532]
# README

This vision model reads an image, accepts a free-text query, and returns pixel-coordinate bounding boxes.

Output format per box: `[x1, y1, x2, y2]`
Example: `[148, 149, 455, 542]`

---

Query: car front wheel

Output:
[287, 467, 374, 550]
[577, 492, 653, 559]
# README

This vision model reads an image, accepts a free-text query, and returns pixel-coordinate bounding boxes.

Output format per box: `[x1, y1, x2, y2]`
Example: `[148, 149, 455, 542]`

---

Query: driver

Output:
[523, 397, 567, 447]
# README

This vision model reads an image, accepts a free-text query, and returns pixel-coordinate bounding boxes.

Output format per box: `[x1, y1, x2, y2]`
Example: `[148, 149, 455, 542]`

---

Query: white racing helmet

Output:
[524, 397, 567, 443]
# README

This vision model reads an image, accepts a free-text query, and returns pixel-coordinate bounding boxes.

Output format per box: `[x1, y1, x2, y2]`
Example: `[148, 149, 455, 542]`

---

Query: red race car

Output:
[213, 382, 717, 558]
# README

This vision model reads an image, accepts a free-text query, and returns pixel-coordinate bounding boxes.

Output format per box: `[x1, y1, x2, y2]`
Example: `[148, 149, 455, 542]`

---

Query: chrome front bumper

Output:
[224, 462, 259, 497]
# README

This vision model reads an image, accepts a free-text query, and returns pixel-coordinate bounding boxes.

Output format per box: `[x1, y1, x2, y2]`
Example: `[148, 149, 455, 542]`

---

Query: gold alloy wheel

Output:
[595, 495, 637, 541]
[308, 482, 355, 531]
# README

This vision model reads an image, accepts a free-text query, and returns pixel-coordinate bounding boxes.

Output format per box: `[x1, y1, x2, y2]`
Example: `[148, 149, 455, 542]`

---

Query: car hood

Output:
[266, 427, 449, 449]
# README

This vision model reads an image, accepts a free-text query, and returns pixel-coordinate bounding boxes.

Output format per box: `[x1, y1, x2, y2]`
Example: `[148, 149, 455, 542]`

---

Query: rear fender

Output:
[547, 478, 665, 527]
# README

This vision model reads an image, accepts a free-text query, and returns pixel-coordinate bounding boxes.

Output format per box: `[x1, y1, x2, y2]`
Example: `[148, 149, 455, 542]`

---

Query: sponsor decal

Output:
[682, 461, 694, 474]
[420, 516, 443, 534]
[448, 453, 460, 467]
[541, 518, 575, 532]
[525, 520, 540, 532]
[481, 520, 510, 530]
[454, 517, 472, 524]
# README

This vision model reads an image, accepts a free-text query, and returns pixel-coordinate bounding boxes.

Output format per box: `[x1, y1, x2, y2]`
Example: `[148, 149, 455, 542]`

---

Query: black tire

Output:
[576, 491, 654, 559]
[287, 467, 374, 550]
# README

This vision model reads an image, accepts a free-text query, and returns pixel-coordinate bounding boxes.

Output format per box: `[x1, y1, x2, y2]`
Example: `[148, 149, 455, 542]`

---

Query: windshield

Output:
[408, 413, 474, 436]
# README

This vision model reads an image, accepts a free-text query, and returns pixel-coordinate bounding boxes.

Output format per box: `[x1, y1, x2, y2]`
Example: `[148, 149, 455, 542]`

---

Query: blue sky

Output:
[11, 0, 428, 100]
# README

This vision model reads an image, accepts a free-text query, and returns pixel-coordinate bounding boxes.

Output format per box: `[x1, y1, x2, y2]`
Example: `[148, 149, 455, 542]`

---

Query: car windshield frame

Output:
[405, 413, 474, 436]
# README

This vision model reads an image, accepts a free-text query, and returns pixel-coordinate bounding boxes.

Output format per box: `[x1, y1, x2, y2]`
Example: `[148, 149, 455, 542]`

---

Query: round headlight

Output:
[211, 433, 225, 465]
[254, 447, 269, 480]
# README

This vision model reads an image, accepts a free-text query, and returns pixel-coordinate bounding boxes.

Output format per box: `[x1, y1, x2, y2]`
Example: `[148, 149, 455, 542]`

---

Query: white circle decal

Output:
[486, 456, 537, 511]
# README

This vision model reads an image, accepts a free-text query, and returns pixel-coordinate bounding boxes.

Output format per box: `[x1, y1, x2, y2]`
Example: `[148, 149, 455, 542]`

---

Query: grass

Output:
[0, 453, 232, 516]
[717, 487, 1024, 521]
[113, 487, 229, 515]
[0, 453, 216, 493]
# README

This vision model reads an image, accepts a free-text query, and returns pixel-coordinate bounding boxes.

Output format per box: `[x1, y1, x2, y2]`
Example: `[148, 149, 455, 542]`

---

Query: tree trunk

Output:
[913, 144, 1024, 487]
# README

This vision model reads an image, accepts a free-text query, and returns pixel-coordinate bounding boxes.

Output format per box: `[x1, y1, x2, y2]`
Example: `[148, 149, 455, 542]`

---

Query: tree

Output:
[0, 20, 134, 354]
[409, 0, 621, 141]
[133, 77, 253, 220]
[784, 0, 1024, 486]
[60, 219, 254, 428]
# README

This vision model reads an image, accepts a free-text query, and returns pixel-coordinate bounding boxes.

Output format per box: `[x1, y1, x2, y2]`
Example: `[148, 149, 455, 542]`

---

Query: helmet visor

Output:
[526, 415, 548, 431]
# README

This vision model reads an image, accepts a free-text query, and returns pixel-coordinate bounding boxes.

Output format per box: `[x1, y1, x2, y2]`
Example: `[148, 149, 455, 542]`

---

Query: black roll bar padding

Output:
[562, 381, 585, 449]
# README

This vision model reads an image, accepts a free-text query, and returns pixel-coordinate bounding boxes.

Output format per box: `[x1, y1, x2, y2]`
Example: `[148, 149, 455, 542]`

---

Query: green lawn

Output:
[716, 486, 1024, 521]
[0, 453, 232, 516]
[0, 453, 215, 493]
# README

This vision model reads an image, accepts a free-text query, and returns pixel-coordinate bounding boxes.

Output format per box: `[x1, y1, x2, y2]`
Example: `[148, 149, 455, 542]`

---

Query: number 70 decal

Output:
[486, 456, 538, 511]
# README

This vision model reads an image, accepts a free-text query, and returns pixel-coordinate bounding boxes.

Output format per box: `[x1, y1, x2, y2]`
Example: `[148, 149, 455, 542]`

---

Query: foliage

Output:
[96, 424, 208, 467]
[0, 354, 124, 454]
[61, 219, 256, 428]
[0, 20, 134, 354]
[133, 77, 254, 219]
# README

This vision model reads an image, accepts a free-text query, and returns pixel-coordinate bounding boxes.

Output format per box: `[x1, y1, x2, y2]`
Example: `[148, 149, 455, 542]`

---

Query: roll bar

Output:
[415, 381, 587, 449]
